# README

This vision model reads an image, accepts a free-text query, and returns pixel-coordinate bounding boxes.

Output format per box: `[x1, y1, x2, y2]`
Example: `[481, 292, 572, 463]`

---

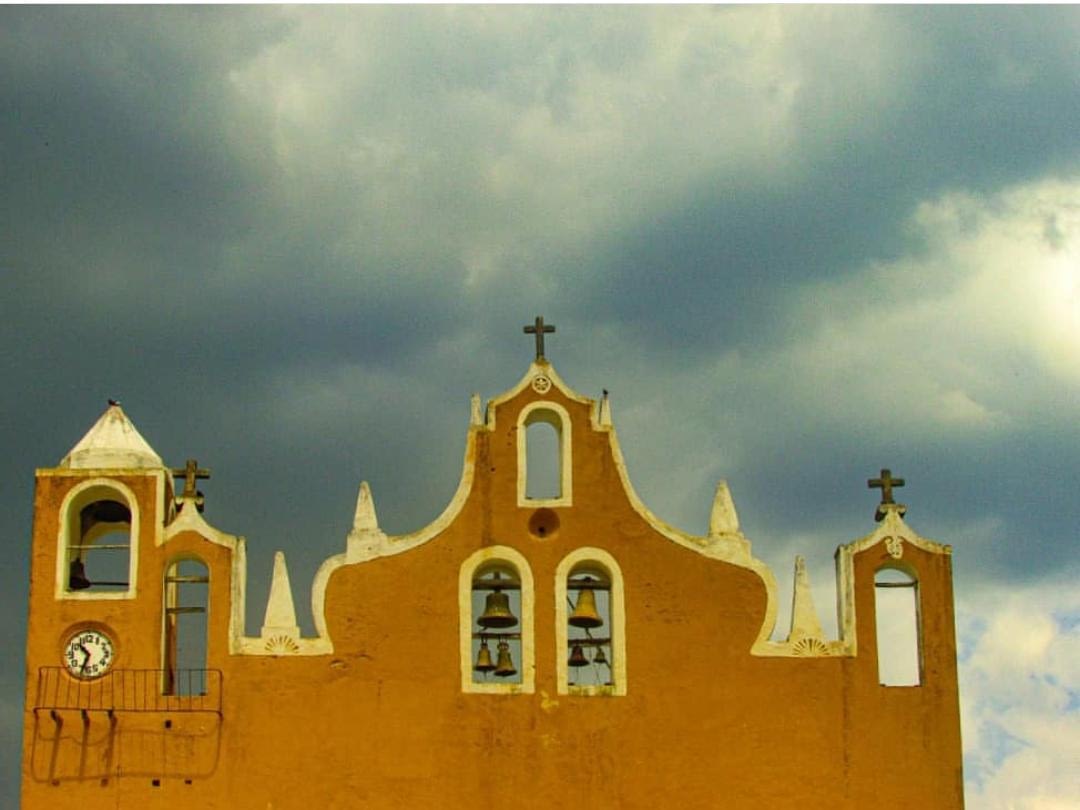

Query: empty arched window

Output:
[163, 558, 210, 696]
[875, 566, 921, 686]
[556, 548, 626, 696]
[57, 481, 139, 598]
[517, 402, 572, 507]
[459, 546, 535, 694]
[526, 420, 561, 499]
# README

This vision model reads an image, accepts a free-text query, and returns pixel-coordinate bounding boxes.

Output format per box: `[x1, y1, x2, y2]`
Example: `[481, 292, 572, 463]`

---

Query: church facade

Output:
[22, 336, 964, 807]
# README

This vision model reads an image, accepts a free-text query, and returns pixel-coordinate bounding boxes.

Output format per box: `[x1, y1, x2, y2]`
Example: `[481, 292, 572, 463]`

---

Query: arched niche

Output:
[516, 401, 573, 507]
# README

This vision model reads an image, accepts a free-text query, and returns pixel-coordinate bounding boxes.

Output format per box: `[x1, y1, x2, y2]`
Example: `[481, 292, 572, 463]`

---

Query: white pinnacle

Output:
[261, 551, 300, 638]
[353, 481, 379, 533]
[708, 479, 740, 536]
[788, 555, 825, 642]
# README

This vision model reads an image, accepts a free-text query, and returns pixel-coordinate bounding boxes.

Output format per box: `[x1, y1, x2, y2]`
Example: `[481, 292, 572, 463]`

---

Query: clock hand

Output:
[78, 643, 92, 672]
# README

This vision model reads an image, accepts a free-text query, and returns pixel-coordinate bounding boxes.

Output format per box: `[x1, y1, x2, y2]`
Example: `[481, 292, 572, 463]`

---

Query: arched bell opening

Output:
[163, 557, 210, 695]
[459, 546, 535, 694]
[556, 548, 626, 696]
[874, 565, 922, 687]
[565, 564, 613, 688]
[58, 482, 138, 597]
[470, 562, 523, 686]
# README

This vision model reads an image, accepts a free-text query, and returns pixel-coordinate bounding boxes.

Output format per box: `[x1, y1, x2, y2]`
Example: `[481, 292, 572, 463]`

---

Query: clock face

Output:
[63, 629, 114, 679]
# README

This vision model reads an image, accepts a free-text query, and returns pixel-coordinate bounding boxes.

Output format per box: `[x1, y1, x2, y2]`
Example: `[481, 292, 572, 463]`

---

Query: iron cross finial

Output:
[868, 468, 906, 522]
[172, 459, 211, 511]
[523, 316, 555, 361]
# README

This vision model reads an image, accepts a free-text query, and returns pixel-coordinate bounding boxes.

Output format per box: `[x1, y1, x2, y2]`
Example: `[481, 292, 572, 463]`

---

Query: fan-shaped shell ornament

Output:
[792, 637, 830, 657]
[265, 635, 300, 654]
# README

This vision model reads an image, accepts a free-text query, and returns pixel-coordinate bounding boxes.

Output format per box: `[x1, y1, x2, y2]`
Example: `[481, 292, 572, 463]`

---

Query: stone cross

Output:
[524, 316, 555, 361]
[868, 468, 906, 521]
[172, 459, 211, 500]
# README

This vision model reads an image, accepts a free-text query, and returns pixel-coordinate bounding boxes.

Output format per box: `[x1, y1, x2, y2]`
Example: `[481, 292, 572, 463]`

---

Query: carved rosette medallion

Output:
[884, 535, 905, 559]
[531, 374, 552, 394]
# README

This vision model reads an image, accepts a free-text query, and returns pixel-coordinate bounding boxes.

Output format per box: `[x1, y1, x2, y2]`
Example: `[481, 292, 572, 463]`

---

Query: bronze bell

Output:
[568, 643, 589, 668]
[68, 559, 92, 591]
[494, 641, 517, 678]
[569, 580, 603, 628]
[478, 589, 518, 628]
[474, 640, 495, 673]
[592, 646, 608, 666]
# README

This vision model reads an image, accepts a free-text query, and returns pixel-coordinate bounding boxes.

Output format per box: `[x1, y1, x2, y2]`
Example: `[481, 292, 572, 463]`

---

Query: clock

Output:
[63, 629, 115, 679]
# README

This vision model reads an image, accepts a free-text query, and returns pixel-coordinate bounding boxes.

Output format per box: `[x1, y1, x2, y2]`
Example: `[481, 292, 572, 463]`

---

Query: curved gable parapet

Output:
[344, 425, 480, 565]
[490, 362, 784, 654]
[302, 417, 482, 654]
[493, 363, 762, 565]
[488, 362, 785, 655]
[602, 424, 783, 654]
[339, 361, 575, 566]
[286, 363, 795, 660]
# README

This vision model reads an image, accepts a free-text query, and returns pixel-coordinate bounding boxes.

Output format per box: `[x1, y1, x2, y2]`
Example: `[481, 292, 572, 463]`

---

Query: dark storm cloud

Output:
[0, 8, 277, 250]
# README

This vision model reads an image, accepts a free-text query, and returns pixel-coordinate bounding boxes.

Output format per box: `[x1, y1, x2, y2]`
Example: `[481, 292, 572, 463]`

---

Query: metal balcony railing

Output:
[34, 667, 222, 715]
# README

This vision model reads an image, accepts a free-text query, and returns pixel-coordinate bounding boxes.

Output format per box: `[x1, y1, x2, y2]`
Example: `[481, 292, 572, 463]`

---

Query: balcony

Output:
[34, 667, 222, 715]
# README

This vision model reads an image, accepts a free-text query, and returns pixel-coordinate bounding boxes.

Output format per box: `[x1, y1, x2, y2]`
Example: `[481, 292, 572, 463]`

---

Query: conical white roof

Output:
[59, 402, 163, 469]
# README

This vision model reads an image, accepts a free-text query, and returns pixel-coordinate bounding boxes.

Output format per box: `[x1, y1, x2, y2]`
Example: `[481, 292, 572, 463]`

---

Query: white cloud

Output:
[728, 177, 1080, 443]
[959, 582, 1080, 808]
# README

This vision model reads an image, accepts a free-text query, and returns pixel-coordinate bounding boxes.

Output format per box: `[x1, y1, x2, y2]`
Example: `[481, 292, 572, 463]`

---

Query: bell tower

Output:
[22, 402, 232, 804]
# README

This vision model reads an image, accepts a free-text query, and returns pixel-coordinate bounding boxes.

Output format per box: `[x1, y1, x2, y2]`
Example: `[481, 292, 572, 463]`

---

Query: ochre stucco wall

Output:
[22, 371, 964, 808]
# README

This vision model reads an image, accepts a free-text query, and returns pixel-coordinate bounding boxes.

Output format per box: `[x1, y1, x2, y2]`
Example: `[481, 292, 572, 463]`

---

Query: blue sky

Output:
[2, 6, 1078, 805]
